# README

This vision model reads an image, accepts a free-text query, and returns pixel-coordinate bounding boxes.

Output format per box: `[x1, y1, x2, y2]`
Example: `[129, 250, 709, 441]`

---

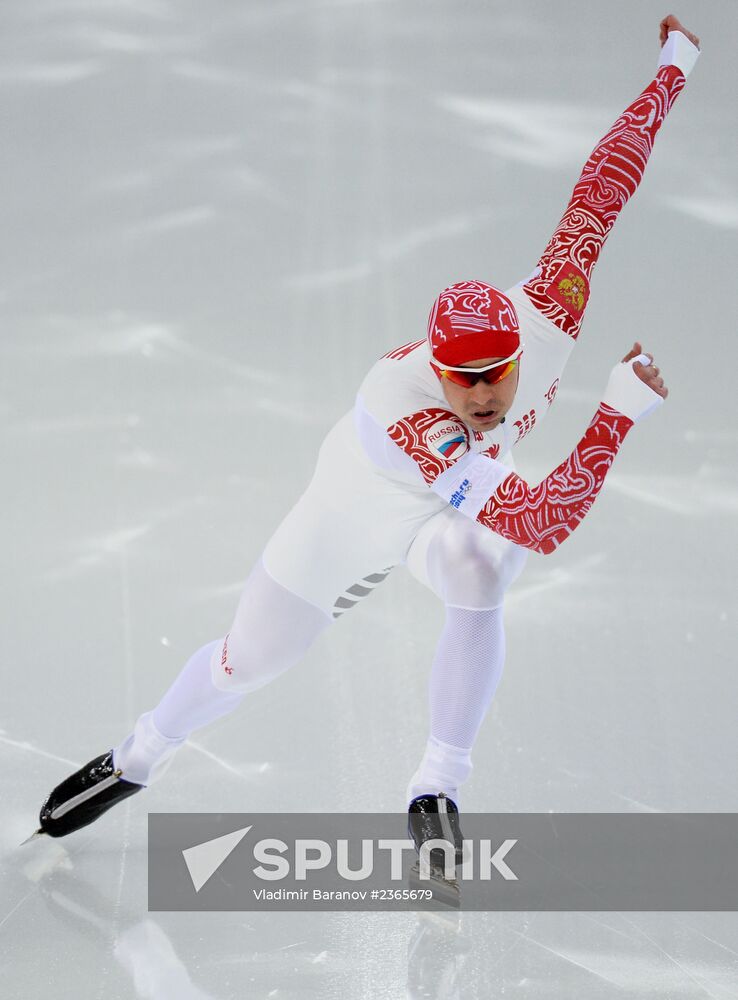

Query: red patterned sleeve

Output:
[523, 65, 687, 340]
[477, 404, 634, 554]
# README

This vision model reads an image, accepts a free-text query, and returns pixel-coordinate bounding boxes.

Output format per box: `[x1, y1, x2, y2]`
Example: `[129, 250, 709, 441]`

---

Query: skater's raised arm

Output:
[387, 344, 667, 555]
[520, 15, 700, 342]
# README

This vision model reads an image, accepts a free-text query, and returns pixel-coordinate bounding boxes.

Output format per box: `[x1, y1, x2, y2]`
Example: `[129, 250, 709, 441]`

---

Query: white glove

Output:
[601, 353, 665, 423]
[658, 30, 700, 78]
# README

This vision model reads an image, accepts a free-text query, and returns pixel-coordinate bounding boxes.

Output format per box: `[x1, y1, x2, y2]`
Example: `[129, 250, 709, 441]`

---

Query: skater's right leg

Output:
[114, 558, 332, 785]
[405, 505, 527, 809]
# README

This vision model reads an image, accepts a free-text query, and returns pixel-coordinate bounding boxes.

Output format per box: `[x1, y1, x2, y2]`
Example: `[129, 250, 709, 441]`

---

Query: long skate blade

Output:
[409, 862, 461, 910]
[20, 829, 47, 846]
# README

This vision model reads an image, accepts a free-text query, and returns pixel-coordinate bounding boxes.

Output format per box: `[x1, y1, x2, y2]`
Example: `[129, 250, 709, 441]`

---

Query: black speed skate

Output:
[408, 792, 465, 865]
[35, 751, 143, 839]
[407, 792, 465, 908]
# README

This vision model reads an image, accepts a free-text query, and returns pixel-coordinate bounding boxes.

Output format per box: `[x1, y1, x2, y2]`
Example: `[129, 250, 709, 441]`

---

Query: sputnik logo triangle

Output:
[182, 825, 252, 893]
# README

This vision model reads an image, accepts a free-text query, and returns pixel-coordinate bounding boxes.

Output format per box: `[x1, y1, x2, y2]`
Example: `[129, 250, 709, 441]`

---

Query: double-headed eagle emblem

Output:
[556, 271, 587, 311]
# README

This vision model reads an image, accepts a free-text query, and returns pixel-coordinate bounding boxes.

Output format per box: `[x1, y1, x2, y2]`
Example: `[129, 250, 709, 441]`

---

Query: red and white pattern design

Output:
[382, 339, 425, 361]
[513, 409, 536, 444]
[545, 378, 560, 407]
[387, 407, 470, 485]
[524, 65, 686, 340]
[477, 404, 633, 553]
[221, 633, 233, 676]
[427, 280, 520, 365]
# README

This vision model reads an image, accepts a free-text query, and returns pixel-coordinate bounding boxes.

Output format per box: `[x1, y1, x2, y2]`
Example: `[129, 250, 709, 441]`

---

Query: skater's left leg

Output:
[405, 507, 527, 806]
[37, 558, 333, 837]
[35, 642, 235, 839]
[112, 639, 244, 786]
[114, 557, 332, 785]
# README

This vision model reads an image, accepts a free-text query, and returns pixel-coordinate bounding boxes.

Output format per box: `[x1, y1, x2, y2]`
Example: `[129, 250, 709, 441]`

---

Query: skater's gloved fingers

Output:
[658, 19, 701, 77]
[602, 354, 667, 421]
[659, 15, 700, 50]
[645, 381, 668, 399]
[632, 364, 659, 378]
[631, 352, 668, 399]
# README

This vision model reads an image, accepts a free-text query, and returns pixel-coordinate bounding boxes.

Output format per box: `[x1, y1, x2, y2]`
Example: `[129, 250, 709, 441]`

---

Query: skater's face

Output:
[440, 356, 520, 432]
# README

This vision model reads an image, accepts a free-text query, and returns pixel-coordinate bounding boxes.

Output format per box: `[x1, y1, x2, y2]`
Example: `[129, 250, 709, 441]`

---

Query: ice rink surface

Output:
[1, 0, 737, 996]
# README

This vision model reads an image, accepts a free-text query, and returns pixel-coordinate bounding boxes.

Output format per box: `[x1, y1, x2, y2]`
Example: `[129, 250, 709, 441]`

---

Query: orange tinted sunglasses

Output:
[430, 347, 522, 388]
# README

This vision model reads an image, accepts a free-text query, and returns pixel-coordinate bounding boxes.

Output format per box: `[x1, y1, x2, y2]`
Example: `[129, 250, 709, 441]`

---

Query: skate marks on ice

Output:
[2, 1, 199, 81]
[10, 850, 430, 1000]
[0, 730, 80, 771]
[8, 819, 738, 996]
[664, 195, 738, 230]
[15, 852, 221, 1000]
[0, 59, 104, 86]
[504, 551, 607, 614]
[0, 0, 735, 994]
[605, 468, 738, 517]
[284, 210, 497, 292]
[121, 205, 216, 241]
[36, 498, 225, 584]
[39, 523, 155, 584]
[0, 732, 80, 849]
[509, 911, 738, 998]
[4, 315, 279, 386]
[184, 739, 272, 782]
[437, 96, 608, 168]
[405, 909, 738, 998]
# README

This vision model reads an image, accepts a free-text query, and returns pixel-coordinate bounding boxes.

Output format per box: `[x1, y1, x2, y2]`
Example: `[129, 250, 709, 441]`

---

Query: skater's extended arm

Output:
[521, 16, 700, 341]
[387, 346, 666, 555]
[474, 404, 633, 554]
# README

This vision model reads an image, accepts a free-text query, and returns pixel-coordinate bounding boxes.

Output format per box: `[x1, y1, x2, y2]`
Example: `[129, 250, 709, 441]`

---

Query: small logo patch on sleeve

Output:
[426, 419, 470, 461]
[387, 408, 470, 485]
[449, 478, 472, 508]
[547, 262, 589, 317]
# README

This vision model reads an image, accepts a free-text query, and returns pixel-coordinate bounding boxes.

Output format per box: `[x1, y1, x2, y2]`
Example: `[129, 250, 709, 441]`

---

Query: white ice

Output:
[1, 0, 737, 997]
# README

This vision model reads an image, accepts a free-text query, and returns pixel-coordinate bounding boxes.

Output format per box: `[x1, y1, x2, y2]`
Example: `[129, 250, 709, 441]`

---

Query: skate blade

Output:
[409, 862, 461, 909]
[20, 829, 47, 846]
